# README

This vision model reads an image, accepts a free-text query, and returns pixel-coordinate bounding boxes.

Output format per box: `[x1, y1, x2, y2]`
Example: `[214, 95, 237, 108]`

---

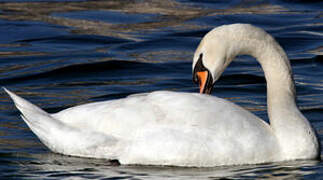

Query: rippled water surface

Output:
[0, 0, 322, 179]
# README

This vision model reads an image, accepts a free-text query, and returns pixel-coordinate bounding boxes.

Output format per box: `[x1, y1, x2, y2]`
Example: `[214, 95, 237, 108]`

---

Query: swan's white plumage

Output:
[5, 24, 319, 167]
[5, 89, 280, 166]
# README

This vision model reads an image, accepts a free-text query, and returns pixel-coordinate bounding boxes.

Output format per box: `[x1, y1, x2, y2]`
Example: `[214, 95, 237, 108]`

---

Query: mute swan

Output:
[5, 24, 319, 167]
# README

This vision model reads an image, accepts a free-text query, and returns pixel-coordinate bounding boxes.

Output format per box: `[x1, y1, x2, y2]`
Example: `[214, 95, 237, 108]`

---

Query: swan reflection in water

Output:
[14, 152, 320, 179]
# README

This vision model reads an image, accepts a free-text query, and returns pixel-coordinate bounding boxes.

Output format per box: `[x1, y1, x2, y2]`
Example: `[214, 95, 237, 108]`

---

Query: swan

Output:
[4, 24, 319, 167]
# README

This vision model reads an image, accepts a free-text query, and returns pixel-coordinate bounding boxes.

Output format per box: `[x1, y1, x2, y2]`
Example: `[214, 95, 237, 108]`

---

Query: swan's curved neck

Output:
[227, 31, 296, 120]
[230, 30, 319, 159]
[250, 37, 297, 122]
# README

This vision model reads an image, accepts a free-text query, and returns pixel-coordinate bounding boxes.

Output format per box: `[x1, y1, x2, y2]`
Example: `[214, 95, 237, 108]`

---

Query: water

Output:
[0, 0, 322, 179]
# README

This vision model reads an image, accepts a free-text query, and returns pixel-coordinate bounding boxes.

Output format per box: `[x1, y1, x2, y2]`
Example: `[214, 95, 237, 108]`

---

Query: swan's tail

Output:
[4, 88, 58, 147]
[4, 88, 119, 159]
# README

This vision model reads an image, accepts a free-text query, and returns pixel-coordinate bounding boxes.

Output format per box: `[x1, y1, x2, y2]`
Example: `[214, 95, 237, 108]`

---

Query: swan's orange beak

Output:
[195, 71, 213, 94]
[197, 71, 208, 93]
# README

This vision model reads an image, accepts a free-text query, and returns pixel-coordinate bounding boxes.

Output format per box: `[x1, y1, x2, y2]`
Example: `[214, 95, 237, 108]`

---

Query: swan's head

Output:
[192, 26, 234, 94]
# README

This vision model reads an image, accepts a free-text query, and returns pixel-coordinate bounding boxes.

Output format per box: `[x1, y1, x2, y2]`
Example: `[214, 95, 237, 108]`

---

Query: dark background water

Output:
[0, 0, 322, 179]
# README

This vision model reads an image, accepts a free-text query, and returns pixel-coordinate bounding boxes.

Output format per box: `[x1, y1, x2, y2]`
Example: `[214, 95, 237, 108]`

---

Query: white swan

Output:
[4, 24, 319, 167]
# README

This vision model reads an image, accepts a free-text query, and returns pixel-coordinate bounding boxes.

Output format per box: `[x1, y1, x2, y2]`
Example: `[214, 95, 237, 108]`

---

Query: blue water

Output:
[0, 0, 322, 179]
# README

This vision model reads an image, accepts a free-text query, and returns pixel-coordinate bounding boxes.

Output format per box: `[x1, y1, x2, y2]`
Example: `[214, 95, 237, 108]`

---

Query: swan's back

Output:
[54, 91, 266, 135]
